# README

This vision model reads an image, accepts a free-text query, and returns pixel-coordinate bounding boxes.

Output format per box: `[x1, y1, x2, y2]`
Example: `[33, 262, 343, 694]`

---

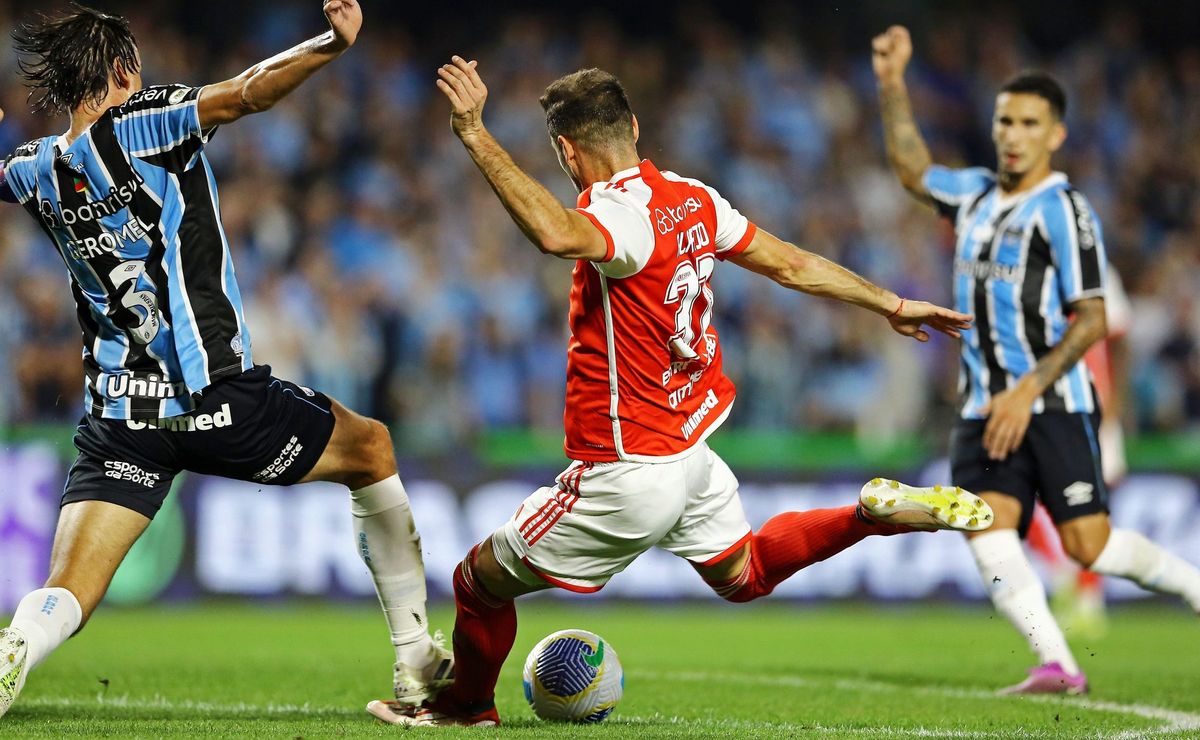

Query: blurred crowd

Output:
[0, 1, 1198, 455]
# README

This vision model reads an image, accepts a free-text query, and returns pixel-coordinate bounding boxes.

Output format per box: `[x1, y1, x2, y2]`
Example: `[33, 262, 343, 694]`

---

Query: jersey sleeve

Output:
[1043, 188, 1107, 304]
[111, 84, 212, 172]
[700, 184, 757, 260]
[1, 141, 45, 205]
[922, 165, 995, 220]
[0, 160, 15, 203]
[577, 185, 656, 279]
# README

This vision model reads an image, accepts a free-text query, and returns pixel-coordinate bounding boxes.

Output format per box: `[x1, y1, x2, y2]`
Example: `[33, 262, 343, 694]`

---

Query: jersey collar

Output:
[995, 171, 1068, 210]
[576, 159, 655, 207]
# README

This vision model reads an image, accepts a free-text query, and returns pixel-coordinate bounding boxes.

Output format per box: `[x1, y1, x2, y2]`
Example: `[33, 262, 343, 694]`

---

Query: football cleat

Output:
[998, 662, 1089, 695]
[367, 695, 500, 727]
[859, 479, 993, 532]
[0, 628, 30, 720]
[392, 630, 455, 706]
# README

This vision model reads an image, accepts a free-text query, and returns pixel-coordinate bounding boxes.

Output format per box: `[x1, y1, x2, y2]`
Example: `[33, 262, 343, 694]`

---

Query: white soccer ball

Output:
[522, 628, 623, 723]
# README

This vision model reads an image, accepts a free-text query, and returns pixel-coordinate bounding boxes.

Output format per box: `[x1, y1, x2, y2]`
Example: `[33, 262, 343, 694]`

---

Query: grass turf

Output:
[2, 601, 1197, 738]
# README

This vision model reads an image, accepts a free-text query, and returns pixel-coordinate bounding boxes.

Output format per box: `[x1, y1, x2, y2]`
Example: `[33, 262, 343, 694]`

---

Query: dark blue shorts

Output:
[62, 365, 336, 519]
[950, 411, 1109, 537]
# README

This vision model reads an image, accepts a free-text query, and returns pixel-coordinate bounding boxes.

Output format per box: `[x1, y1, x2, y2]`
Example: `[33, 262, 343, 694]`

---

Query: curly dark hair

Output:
[12, 3, 140, 116]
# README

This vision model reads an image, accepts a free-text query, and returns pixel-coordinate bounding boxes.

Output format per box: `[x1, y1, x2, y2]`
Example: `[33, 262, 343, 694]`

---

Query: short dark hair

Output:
[12, 3, 140, 116]
[539, 69, 635, 151]
[999, 71, 1067, 120]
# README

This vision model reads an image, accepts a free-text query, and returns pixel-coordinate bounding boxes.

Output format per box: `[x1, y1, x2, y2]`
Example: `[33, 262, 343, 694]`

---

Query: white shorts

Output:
[492, 442, 752, 592]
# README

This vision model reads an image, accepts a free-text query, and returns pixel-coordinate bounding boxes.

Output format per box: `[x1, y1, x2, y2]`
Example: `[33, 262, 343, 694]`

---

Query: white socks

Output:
[1090, 528, 1200, 612]
[350, 475, 435, 667]
[8, 588, 82, 670]
[969, 529, 1081, 674]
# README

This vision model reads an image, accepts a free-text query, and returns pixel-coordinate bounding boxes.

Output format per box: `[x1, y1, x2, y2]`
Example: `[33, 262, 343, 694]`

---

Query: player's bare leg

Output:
[1025, 507, 1107, 639]
[699, 480, 990, 602]
[300, 399, 450, 705]
[1064, 513, 1200, 615]
[2, 501, 149, 718]
[367, 537, 545, 727]
[965, 493, 1086, 694]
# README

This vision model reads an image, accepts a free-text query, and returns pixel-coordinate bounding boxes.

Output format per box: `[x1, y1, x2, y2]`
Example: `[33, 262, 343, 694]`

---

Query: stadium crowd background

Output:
[0, 0, 1197, 461]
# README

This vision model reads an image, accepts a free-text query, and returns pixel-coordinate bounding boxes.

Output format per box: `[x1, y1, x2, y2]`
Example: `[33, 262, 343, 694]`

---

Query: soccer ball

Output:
[522, 629, 623, 723]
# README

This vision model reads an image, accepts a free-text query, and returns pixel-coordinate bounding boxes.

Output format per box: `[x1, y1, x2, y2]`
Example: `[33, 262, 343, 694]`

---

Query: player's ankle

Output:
[395, 636, 436, 667]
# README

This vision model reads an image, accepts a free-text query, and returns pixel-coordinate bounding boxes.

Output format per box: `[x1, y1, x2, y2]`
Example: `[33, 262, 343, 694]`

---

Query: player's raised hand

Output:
[886, 298, 972, 343]
[437, 56, 488, 140]
[323, 0, 362, 51]
[871, 25, 913, 84]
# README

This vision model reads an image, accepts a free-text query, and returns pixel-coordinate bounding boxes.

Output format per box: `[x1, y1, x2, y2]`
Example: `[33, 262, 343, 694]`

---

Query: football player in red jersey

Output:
[366, 58, 987, 727]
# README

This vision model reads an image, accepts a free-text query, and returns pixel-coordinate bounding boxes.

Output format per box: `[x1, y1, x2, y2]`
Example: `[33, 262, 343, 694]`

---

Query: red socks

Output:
[714, 505, 905, 603]
[438, 546, 516, 711]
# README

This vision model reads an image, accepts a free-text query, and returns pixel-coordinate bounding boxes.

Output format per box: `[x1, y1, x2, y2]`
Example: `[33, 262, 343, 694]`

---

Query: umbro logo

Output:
[1063, 481, 1094, 506]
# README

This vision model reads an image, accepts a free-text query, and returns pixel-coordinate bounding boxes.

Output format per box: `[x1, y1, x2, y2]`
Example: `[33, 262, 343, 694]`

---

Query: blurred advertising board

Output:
[2, 441, 1199, 609]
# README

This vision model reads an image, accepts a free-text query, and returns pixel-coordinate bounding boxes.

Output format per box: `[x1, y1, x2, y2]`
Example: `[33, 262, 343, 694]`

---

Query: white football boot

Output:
[0, 628, 30, 719]
[391, 630, 454, 706]
[860, 478, 993, 532]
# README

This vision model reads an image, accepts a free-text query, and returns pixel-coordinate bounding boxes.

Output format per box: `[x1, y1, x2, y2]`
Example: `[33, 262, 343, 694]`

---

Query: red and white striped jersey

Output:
[564, 160, 757, 462]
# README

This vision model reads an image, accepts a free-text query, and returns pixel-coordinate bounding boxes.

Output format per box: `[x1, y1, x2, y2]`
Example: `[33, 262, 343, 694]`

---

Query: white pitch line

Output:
[16, 698, 1027, 738]
[21, 695, 359, 717]
[640, 671, 1200, 738]
[18, 671, 1200, 738]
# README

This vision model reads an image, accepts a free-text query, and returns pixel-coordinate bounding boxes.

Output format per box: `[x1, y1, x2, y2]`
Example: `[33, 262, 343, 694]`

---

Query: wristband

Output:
[886, 298, 905, 319]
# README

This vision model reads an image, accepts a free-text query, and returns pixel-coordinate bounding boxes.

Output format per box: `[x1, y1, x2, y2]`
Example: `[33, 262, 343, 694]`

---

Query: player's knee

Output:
[1063, 536, 1106, 569]
[341, 417, 396, 489]
[362, 418, 396, 476]
[454, 543, 511, 605]
[709, 557, 771, 603]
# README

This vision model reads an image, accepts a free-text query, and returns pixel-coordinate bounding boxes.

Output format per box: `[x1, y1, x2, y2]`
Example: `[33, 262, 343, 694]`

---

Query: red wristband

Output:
[886, 298, 905, 319]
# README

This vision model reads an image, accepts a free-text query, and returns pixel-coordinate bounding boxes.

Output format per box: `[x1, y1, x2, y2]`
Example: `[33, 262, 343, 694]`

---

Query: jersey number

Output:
[663, 252, 715, 360]
[108, 260, 162, 344]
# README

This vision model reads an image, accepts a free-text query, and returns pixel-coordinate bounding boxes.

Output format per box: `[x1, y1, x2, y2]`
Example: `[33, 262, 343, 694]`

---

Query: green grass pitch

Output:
[2, 601, 1197, 738]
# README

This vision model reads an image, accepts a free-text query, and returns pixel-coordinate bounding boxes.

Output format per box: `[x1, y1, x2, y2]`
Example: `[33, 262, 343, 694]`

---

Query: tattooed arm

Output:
[871, 26, 934, 203]
[981, 298, 1107, 460]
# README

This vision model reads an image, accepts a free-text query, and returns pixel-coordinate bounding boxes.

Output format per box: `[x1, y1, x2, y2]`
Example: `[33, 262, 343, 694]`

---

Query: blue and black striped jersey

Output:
[3, 84, 253, 420]
[924, 165, 1106, 419]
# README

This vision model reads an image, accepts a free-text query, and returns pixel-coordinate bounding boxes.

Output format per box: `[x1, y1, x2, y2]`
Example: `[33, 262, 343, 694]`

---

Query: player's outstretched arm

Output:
[730, 228, 971, 342]
[197, 0, 361, 128]
[981, 298, 1107, 460]
[436, 56, 608, 262]
[872, 25, 934, 202]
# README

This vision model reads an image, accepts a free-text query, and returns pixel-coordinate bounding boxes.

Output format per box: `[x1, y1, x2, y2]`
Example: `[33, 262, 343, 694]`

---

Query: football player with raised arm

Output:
[872, 25, 1200, 694]
[0, 2, 449, 718]
[366, 56, 989, 727]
